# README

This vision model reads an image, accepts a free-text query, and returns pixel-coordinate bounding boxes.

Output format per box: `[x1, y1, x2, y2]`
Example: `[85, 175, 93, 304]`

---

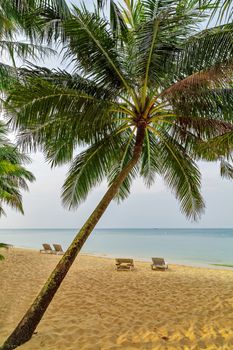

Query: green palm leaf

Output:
[107, 127, 138, 202]
[63, 7, 134, 96]
[177, 23, 233, 77]
[220, 158, 233, 179]
[140, 128, 160, 187]
[0, 41, 55, 62]
[205, 0, 233, 23]
[62, 129, 126, 208]
[0, 122, 35, 216]
[156, 130, 205, 220]
[0, 242, 9, 261]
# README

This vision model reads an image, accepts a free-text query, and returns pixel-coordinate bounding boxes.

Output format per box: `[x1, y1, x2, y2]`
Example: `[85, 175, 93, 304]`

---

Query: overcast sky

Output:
[1, 0, 233, 229]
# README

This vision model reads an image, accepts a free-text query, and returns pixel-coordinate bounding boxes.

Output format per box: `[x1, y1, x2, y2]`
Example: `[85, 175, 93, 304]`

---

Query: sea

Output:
[0, 228, 232, 268]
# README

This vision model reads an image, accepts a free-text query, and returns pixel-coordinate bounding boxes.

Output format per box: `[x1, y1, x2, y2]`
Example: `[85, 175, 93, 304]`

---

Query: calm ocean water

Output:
[0, 228, 233, 267]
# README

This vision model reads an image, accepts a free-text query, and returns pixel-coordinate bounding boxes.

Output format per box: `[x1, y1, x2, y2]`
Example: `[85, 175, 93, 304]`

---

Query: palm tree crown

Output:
[4, 0, 233, 220]
[0, 122, 35, 216]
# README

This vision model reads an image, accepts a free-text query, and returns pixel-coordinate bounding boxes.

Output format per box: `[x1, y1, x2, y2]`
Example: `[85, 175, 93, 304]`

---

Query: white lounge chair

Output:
[53, 244, 64, 255]
[40, 243, 54, 254]
[151, 257, 168, 270]
[115, 258, 134, 271]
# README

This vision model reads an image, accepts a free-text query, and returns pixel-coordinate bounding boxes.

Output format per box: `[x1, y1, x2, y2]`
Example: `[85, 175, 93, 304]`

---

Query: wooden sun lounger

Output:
[151, 257, 168, 270]
[115, 258, 134, 271]
[40, 243, 54, 254]
[53, 244, 64, 255]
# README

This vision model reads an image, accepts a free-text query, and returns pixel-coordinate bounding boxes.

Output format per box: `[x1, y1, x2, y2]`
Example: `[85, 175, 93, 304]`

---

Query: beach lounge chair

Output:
[151, 257, 168, 270]
[40, 243, 53, 254]
[53, 244, 64, 255]
[115, 258, 134, 271]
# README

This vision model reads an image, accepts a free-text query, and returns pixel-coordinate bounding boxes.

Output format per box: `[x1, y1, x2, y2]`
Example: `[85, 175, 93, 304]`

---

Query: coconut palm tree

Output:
[1, 0, 233, 349]
[0, 0, 71, 217]
[0, 121, 35, 216]
[0, 0, 69, 259]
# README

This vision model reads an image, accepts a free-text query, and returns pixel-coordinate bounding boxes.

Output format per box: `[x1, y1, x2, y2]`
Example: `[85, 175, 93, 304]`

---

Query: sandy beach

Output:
[0, 248, 233, 350]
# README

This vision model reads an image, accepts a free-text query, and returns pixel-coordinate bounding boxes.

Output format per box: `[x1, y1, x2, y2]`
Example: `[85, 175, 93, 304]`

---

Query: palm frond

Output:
[0, 41, 55, 64]
[164, 65, 233, 96]
[0, 63, 17, 89]
[110, 0, 129, 44]
[63, 7, 134, 96]
[172, 116, 233, 144]
[3, 0, 70, 14]
[220, 158, 233, 179]
[136, 0, 204, 94]
[5, 74, 118, 151]
[149, 127, 204, 220]
[140, 128, 159, 187]
[164, 82, 233, 121]
[0, 242, 9, 261]
[0, 122, 35, 216]
[62, 129, 127, 209]
[107, 127, 138, 202]
[0, 0, 70, 43]
[205, 0, 233, 23]
[197, 128, 233, 161]
[177, 23, 233, 77]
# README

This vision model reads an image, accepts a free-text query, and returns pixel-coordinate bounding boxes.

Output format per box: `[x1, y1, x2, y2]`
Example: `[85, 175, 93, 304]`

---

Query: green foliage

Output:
[0, 122, 35, 216]
[156, 130, 204, 220]
[3, 0, 233, 221]
[211, 263, 233, 268]
[203, 0, 233, 23]
[0, 242, 10, 260]
[0, 0, 70, 88]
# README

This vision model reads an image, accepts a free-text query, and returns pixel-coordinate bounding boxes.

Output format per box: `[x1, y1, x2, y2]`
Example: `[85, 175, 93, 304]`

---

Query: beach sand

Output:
[0, 248, 233, 350]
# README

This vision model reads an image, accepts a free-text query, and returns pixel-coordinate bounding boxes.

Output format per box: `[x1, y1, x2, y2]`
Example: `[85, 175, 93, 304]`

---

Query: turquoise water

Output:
[0, 228, 233, 267]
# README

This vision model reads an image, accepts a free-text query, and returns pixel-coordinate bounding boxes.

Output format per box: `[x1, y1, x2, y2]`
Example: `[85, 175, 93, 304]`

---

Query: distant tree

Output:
[1, 0, 233, 349]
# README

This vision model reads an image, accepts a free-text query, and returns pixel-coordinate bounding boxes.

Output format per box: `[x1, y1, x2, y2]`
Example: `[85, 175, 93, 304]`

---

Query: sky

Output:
[1, 0, 233, 229]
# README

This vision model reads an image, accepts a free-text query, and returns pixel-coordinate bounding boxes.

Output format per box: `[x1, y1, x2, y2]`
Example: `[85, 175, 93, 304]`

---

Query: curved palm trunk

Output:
[0, 124, 145, 350]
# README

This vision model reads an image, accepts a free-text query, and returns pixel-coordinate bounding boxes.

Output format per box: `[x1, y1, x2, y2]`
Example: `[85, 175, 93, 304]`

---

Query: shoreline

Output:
[1, 227, 232, 271]
[81, 251, 233, 270]
[2, 245, 233, 271]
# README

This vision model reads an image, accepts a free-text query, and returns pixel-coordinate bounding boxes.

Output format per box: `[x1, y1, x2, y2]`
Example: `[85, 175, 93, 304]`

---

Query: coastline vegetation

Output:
[0, 0, 233, 349]
[211, 263, 233, 268]
[0, 243, 9, 260]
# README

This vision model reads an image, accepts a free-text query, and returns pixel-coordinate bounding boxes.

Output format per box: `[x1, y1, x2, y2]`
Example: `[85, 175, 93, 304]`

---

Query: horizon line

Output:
[1, 227, 233, 230]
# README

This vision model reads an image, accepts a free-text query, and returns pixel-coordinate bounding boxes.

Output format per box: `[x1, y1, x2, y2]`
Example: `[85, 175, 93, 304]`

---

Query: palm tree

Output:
[1, 0, 233, 349]
[0, 0, 70, 259]
[0, 243, 10, 260]
[0, 121, 35, 216]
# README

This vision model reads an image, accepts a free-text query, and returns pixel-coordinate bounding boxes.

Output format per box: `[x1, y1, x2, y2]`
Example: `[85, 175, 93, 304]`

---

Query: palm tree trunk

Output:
[0, 124, 146, 350]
